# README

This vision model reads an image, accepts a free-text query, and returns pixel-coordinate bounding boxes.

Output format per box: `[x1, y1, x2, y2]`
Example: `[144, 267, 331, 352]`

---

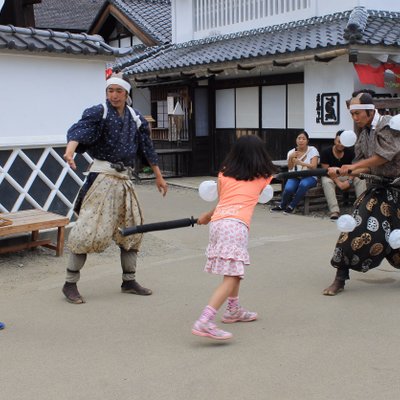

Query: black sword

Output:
[120, 216, 198, 236]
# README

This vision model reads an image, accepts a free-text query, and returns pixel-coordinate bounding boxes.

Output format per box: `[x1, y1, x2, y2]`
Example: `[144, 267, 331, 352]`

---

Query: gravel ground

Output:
[0, 183, 352, 293]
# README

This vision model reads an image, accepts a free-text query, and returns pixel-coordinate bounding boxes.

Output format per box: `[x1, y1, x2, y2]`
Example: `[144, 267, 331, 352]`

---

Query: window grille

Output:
[194, 0, 310, 32]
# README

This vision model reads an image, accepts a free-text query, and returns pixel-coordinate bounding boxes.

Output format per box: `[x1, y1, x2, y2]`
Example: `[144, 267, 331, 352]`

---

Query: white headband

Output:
[349, 104, 375, 110]
[106, 77, 131, 93]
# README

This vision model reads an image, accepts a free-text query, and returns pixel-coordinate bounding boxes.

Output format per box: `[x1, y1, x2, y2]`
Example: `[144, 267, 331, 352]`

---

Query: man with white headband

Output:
[323, 90, 400, 296]
[62, 73, 168, 304]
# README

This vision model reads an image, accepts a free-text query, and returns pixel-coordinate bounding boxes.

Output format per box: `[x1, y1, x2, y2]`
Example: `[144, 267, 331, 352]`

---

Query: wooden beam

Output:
[373, 98, 400, 109]
[207, 67, 224, 74]
[109, 5, 158, 46]
[90, 4, 112, 34]
[314, 55, 336, 63]
[237, 63, 256, 71]
[273, 60, 291, 67]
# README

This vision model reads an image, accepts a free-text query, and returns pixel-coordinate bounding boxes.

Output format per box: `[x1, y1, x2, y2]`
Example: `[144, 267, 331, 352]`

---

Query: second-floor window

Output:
[194, 0, 310, 32]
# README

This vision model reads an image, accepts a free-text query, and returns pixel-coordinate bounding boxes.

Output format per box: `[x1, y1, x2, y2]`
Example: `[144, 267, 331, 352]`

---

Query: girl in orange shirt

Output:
[192, 135, 276, 340]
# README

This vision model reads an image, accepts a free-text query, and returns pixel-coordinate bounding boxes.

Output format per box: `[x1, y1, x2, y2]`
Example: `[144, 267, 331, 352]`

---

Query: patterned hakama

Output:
[331, 185, 400, 273]
[68, 173, 143, 254]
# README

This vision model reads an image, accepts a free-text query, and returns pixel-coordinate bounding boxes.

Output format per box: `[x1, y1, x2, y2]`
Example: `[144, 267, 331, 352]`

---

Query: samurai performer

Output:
[62, 74, 168, 304]
[323, 90, 400, 296]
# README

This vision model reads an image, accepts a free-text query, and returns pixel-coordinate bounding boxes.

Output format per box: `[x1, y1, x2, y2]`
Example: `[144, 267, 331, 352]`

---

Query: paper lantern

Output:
[340, 130, 357, 147]
[198, 180, 218, 202]
[258, 185, 274, 204]
[388, 229, 400, 249]
[336, 214, 357, 232]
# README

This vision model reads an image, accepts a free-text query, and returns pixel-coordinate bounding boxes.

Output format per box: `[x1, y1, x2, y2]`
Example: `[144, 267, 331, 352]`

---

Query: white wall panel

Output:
[287, 83, 304, 129]
[236, 87, 258, 128]
[262, 85, 286, 128]
[216, 89, 235, 128]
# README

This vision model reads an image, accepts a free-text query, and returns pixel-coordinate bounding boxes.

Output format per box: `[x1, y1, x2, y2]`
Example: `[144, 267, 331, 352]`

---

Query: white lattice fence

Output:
[0, 146, 92, 219]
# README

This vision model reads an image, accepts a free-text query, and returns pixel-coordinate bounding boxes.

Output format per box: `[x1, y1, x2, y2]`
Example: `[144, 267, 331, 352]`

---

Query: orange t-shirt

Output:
[211, 173, 272, 227]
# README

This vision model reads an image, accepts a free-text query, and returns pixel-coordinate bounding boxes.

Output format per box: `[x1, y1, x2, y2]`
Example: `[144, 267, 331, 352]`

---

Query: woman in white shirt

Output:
[271, 131, 319, 214]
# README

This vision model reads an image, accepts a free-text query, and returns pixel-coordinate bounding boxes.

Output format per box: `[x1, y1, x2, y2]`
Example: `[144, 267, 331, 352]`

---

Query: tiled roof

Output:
[34, 0, 171, 44]
[110, 43, 170, 70]
[110, 0, 171, 44]
[123, 7, 400, 76]
[348, 9, 400, 46]
[0, 24, 131, 56]
[34, 0, 105, 32]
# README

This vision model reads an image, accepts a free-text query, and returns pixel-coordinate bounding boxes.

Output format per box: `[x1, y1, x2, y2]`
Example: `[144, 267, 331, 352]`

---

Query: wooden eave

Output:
[89, 4, 158, 47]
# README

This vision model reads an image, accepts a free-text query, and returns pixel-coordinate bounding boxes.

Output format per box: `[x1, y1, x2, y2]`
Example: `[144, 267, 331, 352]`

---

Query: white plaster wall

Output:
[173, 0, 400, 43]
[317, 0, 400, 15]
[172, 0, 194, 43]
[304, 57, 355, 139]
[0, 53, 107, 147]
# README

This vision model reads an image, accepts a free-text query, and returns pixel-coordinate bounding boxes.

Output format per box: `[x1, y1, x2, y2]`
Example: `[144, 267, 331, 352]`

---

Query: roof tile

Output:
[34, 0, 105, 32]
[123, 8, 400, 77]
[0, 24, 131, 56]
[110, 0, 171, 44]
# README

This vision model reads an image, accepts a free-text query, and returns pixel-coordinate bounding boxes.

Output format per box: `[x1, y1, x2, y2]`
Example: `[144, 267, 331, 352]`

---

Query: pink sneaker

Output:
[221, 307, 258, 323]
[191, 320, 233, 340]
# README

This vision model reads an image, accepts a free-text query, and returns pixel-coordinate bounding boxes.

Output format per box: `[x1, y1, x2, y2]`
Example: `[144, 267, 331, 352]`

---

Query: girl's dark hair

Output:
[221, 135, 277, 181]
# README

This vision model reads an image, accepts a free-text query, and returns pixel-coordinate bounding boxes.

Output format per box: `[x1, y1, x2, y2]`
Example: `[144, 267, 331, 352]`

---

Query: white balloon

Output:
[389, 114, 400, 131]
[198, 180, 218, 202]
[340, 130, 357, 147]
[258, 185, 274, 204]
[336, 214, 357, 232]
[388, 229, 400, 249]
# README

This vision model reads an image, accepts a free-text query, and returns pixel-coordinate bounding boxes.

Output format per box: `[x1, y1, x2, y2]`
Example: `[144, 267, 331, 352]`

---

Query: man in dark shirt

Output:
[320, 130, 366, 220]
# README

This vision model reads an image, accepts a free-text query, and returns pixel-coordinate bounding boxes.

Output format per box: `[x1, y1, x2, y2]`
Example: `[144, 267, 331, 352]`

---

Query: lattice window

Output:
[194, 0, 311, 31]
[0, 146, 92, 219]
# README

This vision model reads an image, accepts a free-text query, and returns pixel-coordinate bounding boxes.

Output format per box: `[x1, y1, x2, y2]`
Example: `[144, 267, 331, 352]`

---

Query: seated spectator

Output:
[321, 130, 367, 220]
[271, 131, 319, 214]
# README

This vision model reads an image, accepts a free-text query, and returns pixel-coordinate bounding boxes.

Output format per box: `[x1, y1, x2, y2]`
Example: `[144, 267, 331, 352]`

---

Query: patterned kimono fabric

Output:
[331, 184, 400, 272]
[68, 173, 143, 254]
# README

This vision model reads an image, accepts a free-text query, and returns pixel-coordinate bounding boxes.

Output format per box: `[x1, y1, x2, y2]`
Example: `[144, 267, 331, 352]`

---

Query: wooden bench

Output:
[0, 209, 70, 256]
[300, 184, 356, 215]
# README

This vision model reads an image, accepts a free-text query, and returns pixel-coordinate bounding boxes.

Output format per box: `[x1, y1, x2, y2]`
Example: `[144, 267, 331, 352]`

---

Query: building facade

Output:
[0, 23, 130, 217]
[120, 0, 400, 175]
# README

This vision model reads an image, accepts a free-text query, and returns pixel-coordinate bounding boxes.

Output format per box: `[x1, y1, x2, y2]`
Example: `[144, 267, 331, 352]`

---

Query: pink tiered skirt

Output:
[204, 219, 249, 279]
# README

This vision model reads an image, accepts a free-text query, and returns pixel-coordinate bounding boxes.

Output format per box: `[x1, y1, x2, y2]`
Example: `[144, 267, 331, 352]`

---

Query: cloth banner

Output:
[354, 63, 400, 88]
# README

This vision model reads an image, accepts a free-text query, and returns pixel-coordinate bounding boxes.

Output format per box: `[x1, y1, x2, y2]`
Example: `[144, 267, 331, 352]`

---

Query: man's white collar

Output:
[371, 110, 380, 129]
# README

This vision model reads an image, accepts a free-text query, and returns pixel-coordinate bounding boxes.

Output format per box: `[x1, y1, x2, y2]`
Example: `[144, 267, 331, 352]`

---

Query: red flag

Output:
[354, 63, 400, 88]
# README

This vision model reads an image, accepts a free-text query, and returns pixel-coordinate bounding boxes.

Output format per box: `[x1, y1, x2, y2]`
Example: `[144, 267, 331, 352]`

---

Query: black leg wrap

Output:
[336, 267, 350, 281]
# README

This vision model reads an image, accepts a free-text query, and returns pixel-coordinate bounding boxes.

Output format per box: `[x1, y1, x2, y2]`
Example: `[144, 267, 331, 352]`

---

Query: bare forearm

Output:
[197, 209, 215, 225]
[150, 164, 168, 196]
[351, 155, 388, 171]
[339, 155, 387, 176]
[64, 140, 79, 169]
